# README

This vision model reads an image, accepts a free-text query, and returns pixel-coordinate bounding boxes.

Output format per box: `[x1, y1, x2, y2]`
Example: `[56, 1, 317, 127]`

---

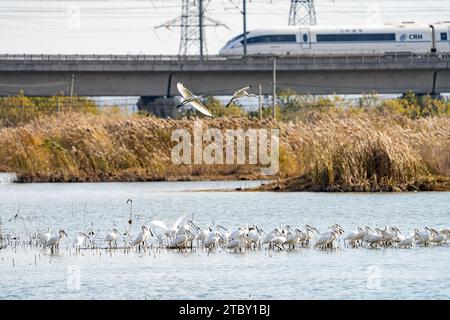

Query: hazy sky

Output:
[1, 0, 449, 54]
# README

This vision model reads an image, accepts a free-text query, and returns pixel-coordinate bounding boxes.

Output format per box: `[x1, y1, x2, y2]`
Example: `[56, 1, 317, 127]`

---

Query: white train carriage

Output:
[219, 23, 450, 56]
[434, 22, 450, 53]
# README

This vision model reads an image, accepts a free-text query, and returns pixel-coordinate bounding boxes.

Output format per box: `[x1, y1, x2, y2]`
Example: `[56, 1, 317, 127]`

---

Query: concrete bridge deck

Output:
[0, 54, 449, 96]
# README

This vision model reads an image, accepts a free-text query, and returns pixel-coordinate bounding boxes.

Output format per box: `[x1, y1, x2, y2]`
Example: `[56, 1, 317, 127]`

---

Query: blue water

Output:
[0, 181, 449, 299]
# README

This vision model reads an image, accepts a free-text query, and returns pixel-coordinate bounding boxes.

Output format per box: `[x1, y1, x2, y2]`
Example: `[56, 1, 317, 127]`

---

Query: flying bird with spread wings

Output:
[176, 83, 213, 117]
[225, 86, 257, 108]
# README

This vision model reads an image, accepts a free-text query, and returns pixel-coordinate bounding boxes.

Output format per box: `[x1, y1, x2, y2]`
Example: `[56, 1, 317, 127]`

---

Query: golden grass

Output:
[0, 109, 448, 192]
[0, 91, 449, 192]
[0, 113, 278, 182]
[276, 112, 450, 191]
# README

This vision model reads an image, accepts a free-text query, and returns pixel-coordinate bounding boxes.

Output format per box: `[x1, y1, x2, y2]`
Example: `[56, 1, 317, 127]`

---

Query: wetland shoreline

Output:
[0, 94, 449, 192]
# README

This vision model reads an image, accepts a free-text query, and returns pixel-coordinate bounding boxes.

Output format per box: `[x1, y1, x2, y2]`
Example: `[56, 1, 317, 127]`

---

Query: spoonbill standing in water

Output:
[304, 225, 319, 245]
[217, 225, 231, 245]
[39, 228, 52, 246]
[363, 227, 385, 248]
[415, 227, 431, 246]
[74, 232, 89, 252]
[314, 230, 338, 250]
[150, 215, 186, 240]
[105, 228, 121, 248]
[172, 229, 195, 249]
[133, 226, 152, 251]
[398, 231, 417, 248]
[204, 231, 223, 250]
[44, 229, 68, 254]
[344, 227, 364, 248]
[261, 228, 280, 249]
[245, 226, 262, 249]
[429, 228, 445, 245]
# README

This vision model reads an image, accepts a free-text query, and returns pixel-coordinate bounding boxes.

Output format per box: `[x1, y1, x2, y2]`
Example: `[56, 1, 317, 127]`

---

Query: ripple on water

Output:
[0, 181, 449, 299]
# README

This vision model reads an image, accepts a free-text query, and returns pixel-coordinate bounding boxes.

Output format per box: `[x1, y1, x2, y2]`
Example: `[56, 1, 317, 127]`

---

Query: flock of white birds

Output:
[176, 82, 256, 117]
[1, 214, 449, 255]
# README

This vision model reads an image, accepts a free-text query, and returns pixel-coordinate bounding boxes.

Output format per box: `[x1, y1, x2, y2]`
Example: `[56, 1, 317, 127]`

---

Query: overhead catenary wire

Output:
[1, 1, 449, 60]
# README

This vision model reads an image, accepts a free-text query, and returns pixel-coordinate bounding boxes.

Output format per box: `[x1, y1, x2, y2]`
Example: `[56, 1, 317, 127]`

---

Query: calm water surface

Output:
[0, 180, 449, 300]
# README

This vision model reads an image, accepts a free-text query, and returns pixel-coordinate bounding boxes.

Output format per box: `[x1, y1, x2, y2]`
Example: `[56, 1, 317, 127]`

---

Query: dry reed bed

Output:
[280, 113, 450, 191]
[0, 111, 448, 191]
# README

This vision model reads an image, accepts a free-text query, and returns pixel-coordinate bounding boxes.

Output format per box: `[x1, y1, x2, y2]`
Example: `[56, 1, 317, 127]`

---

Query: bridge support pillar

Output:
[137, 96, 179, 118]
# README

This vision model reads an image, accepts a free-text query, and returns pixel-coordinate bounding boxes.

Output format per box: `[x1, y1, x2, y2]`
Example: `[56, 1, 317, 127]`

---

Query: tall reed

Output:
[0, 93, 449, 191]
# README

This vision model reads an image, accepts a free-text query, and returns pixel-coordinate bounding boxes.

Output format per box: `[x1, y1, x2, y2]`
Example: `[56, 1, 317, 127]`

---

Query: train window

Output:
[316, 33, 396, 42]
[244, 34, 297, 44]
[441, 32, 448, 41]
[226, 32, 249, 45]
[303, 34, 309, 42]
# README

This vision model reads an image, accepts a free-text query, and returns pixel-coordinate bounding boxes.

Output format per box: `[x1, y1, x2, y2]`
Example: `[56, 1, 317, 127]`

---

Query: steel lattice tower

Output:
[156, 0, 226, 56]
[288, 0, 317, 26]
[179, 0, 205, 56]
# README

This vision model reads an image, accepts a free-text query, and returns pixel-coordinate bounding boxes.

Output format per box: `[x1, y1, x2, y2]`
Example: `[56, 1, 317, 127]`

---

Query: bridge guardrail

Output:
[0, 53, 448, 65]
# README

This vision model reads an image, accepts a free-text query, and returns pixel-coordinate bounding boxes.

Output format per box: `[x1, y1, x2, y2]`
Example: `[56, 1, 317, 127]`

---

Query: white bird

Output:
[314, 230, 337, 249]
[399, 232, 417, 248]
[195, 225, 213, 244]
[176, 83, 212, 117]
[415, 227, 431, 246]
[150, 215, 186, 239]
[285, 227, 307, 247]
[363, 227, 384, 248]
[39, 228, 52, 246]
[315, 224, 344, 250]
[217, 225, 230, 245]
[230, 227, 246, 241]
[245, 226, 261, 249]
[227, 238, 241, 250]
[261, 228, 279, 249]
[294, 228, 307, 247]
[304, 225, 319, 245]
[188, 223, 203, 246]
[391, 227, 405, 244]
[44, 229, 68, 254]
[183, 222, 199, 248]
[227, 235, 248, 252]
[204, 231, 223, 250]
[429, 228, 445, 245]
[272, 229, 288, 250]
[344, 227, 364, 247]
[133, 225, 152, 251]
[225, 86, 257, 108]
[104, 228, 120, 248]
[284, 231, 298, 249]
[74, 232, 89, 252]
[381, 226, 396, 246]
[226, 226, 249, 251]
[331, 224, 345, 236]
[172, 230, 194, 248]
[438, 228, 450, 243]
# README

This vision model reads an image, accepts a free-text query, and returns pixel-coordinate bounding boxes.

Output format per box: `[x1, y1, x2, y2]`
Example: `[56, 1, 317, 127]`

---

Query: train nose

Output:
[218, 46, 229, 56]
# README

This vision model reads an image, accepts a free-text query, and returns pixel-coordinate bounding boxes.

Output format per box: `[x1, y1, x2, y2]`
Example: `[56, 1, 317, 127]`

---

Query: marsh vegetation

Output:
[0, 92, 448, 191]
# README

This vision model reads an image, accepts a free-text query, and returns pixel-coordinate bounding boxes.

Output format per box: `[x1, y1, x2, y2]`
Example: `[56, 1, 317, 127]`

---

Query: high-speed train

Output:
[219, 23, 450, 56]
